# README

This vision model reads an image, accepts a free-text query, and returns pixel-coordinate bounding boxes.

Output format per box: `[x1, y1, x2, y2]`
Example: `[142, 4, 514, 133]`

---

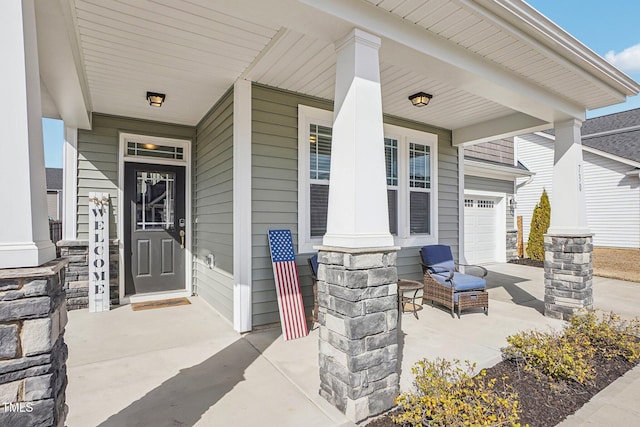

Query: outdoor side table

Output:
[398, 279, 424, 319]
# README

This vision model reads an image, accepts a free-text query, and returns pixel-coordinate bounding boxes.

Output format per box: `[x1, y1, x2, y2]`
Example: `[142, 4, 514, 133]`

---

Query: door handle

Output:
[179, 230, 185, 249]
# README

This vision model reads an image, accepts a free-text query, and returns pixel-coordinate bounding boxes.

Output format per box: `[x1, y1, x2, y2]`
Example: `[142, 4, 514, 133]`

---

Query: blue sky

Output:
[43, 1, 640, 168]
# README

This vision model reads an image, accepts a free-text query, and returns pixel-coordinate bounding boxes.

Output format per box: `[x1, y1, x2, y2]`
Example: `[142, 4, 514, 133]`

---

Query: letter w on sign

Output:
[267, 230, 308, 340]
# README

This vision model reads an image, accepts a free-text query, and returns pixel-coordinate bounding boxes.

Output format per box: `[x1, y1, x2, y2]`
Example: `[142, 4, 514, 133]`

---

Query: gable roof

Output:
[45, 168, 63, 191]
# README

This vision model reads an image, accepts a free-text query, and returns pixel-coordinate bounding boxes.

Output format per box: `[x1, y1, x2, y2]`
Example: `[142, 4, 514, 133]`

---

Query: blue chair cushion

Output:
[421, 245, 455, 274]
[432, 271, 486, 292]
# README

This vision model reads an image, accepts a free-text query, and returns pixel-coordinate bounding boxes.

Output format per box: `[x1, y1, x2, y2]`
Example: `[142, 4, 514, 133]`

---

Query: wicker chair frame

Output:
[420, 249, 489, 318]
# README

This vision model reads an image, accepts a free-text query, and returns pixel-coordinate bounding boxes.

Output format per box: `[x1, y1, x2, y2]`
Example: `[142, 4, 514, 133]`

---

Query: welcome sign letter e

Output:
[89, 192, 110, 312]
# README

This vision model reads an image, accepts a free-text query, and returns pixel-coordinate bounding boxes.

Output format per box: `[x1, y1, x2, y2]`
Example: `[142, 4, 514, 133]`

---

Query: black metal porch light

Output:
[146, 91, 166, 107]
[408, 92, 433, 107]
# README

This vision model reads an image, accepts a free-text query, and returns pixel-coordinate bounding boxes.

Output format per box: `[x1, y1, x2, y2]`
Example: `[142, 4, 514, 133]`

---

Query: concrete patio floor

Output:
[65, 263, 639, 427]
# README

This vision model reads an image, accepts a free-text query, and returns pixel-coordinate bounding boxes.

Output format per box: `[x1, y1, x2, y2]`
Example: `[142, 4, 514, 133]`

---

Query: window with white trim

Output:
[297, 105, 438, 252]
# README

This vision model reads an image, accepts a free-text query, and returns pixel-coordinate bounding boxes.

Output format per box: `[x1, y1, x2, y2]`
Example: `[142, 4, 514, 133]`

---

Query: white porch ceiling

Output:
[39, 0, 638, 133]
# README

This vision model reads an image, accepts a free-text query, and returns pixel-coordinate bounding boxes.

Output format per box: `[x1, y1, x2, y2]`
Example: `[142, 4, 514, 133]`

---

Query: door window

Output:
[136, 171, 175, 230]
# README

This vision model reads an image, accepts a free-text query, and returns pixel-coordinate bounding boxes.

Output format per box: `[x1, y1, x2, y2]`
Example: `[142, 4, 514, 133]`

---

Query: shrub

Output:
[527, 189, 550, 261]
[502, 329, 595, 384]
[565, 310, 640, 361]
[502, 310, 640, 385]
[392, 358, 522, 426]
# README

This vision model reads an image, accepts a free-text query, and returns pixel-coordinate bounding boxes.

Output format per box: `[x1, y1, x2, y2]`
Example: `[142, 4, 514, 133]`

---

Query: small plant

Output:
[392, 358, 523, 426]
[527, 189, 550, 261]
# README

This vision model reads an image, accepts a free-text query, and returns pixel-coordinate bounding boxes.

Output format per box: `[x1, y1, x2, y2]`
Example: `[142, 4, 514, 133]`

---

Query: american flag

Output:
[268, 230, 309, 340]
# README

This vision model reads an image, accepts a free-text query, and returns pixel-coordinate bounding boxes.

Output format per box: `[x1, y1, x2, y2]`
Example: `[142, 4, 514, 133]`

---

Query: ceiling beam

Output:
[453, 112, 549, 146]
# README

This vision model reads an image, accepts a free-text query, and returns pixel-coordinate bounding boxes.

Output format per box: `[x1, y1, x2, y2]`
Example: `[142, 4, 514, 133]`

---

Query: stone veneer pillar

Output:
[544, 235, 593, 320]
[317, 247, 399, 423]
[0, 259, 69, 426]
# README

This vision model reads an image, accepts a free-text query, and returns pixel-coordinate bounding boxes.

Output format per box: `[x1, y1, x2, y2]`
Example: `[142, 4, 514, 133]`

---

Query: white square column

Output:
[547, 119, 589, 235]
[0, 0, 56, 268]
[544, 118, 593, 320]
[323, 29, 394, 249]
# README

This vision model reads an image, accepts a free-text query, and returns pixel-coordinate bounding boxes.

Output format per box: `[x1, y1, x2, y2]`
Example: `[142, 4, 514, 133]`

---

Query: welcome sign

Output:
[88, 192, 110, 312]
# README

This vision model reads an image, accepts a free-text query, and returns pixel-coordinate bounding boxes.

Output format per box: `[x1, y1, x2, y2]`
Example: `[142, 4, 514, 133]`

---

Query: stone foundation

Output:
[506, 230, 518, 261]
[544, 235, 593, 320]
[57, 240, 119, 310]
[317, 247, 399, 423]
[0, 259, 69, 427]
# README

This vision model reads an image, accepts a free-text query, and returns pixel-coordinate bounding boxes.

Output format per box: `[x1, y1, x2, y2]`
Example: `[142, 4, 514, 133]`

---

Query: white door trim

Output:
[464, 190, 507, 263]
[117, 133, 193, 304]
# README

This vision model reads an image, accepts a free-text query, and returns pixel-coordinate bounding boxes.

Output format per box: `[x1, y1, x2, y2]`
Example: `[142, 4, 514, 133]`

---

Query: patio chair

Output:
[307, 254, 319, 323]
[420, 245, 489, 318]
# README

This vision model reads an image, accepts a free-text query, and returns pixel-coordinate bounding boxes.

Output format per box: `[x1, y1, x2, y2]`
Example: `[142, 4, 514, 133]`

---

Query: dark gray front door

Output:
[124, 162, 186, 295]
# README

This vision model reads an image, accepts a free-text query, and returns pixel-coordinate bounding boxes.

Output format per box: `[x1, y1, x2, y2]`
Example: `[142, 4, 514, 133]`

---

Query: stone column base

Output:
[0, 259, 69, 427]
[316, 246, 399, 423]
[544, 235, 593, 320]
[506, 230, 518, 261]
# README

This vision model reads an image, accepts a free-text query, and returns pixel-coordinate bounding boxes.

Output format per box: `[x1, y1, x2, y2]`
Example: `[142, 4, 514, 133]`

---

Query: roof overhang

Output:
[34, 0, 640, 140]
[464, 158, 534, 180]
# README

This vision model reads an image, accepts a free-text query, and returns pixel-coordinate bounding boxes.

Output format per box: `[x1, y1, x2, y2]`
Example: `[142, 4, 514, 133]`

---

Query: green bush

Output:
[502, 310, 640, 384]
[527, 189, 550, 261]
[392, 358, 522, 426]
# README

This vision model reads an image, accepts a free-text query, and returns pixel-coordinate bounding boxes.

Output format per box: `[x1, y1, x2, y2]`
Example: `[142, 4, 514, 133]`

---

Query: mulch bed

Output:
[508, 258, 544, 268]
[366, 355, 639, 426]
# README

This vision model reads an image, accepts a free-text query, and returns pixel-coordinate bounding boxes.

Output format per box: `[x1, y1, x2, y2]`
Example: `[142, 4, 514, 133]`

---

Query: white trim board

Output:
[232, 79, 253, 333]
[117, 132, 193, 304]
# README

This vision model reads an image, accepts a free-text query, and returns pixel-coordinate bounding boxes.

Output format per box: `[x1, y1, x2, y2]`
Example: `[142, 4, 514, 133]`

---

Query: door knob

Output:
[179, 230, 185, 249]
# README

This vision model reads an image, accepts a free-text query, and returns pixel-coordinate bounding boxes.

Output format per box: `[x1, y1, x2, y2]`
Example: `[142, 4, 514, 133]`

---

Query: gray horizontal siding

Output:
[465, 139, 514, 165]
[193, 88, 234, 321]
[250, 85, 457, 326]
[76, 114, 195, 239]
[251, 85, 332, 326]
[465, 175, 515, 229]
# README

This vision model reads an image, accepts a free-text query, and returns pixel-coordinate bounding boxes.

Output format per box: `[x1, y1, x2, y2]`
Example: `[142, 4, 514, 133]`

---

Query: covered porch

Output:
[3, 0, 640, 424]
[64, 263, 640, 426]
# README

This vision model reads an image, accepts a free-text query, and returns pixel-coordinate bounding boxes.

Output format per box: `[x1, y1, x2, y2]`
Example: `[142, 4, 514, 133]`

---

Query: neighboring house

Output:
[463, 140, 533, 264]
[4, 0, 639, 334]
[516, 108, 640, 249]
[45, 167, 63, 220]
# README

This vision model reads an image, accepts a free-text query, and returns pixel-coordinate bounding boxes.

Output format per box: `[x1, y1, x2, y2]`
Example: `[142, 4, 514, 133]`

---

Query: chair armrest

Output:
[421, 263, 454, 281]
[456, 264, 488, 278]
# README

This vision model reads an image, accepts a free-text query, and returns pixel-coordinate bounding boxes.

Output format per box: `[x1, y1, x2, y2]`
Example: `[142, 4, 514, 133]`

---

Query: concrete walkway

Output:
[64, 263, 639, 427]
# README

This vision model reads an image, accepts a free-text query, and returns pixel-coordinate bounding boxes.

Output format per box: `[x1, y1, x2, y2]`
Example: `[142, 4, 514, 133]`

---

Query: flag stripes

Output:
[268, 230, 309, 340]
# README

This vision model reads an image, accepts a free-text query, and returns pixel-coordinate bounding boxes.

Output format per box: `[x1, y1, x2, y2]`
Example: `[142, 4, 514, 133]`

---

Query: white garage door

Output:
[464, 197, 498, 264]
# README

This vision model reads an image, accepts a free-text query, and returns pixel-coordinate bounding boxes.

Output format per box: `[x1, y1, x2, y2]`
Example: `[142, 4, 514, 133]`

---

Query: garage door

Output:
[464, 197, 498, 264]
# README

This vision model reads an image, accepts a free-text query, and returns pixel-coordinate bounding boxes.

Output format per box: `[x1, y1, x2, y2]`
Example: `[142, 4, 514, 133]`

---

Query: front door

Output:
[124, 162, 186, 295]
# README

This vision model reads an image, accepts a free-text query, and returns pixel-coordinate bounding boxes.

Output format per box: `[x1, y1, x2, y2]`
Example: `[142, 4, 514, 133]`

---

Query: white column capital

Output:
[554, 118, 584, 131]
[335, 28, 381, 52]
[323, 28, 393, 249]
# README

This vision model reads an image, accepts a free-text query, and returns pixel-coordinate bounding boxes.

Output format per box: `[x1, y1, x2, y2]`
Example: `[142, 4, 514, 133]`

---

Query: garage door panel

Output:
[464, 197, 498, 264]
